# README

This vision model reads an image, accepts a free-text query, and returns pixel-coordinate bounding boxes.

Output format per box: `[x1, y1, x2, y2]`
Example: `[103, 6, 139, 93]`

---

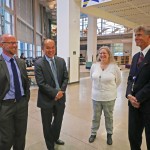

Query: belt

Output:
[2, 99, 17, 103]
[2, 96, 25, 104]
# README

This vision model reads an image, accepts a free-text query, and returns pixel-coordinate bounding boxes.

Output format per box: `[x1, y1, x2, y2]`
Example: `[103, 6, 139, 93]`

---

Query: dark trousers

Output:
[128, 106, 150, 150]
[0, 97, 28, 150]
[41, 102, 65, 150]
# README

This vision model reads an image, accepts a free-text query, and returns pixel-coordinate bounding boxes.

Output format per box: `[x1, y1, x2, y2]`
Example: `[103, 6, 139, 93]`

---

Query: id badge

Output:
[132, 76, 136, 92]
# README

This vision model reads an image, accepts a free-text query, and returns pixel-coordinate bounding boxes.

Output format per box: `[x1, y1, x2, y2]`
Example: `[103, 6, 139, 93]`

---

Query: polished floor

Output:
[25, 68, 147, 150]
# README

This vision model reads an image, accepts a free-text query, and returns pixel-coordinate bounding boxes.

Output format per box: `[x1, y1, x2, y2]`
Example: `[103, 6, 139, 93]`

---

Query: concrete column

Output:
[87, 15, 97, 62]
[132, 32, 140, 57]
[57, 0, 80, 83]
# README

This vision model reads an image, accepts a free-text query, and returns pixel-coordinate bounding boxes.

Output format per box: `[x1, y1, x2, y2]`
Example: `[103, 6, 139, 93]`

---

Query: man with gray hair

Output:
[126, 26, 150, 150]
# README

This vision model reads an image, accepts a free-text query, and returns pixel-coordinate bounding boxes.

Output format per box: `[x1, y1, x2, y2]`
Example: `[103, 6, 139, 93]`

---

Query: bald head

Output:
[42, 39, 55, 49]
[42, 39, 56, 58]
[0, 34, 18, 57]
[0, 34, 16, 43]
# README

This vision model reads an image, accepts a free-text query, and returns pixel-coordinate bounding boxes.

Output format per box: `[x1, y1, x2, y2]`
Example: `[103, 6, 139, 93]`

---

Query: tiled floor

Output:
[25, 69, 147, 150]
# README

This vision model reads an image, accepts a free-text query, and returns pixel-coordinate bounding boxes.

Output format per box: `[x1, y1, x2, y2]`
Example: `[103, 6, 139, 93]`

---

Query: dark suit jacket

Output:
[126, 49, 150, 113]
[34, 56, 68, 109]
[0, 55, 30, 103]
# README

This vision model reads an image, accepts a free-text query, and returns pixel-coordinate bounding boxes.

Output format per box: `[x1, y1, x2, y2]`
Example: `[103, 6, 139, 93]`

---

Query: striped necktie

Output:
[50, 58, 60, 90]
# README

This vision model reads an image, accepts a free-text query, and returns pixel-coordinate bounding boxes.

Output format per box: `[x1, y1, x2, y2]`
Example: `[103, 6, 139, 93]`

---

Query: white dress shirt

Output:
[141, 45, 150, 57]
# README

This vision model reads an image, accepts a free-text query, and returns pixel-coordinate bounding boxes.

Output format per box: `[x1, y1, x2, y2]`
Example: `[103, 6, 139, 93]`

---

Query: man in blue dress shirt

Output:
[0, 34, 30, 150]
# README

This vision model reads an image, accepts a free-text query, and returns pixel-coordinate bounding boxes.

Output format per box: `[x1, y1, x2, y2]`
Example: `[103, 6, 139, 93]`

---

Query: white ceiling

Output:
[39, 0, 150, 28]
[75, 0, 150, 28]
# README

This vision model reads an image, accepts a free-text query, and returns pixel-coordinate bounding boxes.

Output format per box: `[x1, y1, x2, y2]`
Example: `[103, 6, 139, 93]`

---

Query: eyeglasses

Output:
[2, 42, 18, 45]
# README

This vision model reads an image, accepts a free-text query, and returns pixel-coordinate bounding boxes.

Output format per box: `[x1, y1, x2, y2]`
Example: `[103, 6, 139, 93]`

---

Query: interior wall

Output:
[36, 2, 42, 34]
[15, 0, 51, 57]
[80, 37, 132, 63]
[16, 0, 34, 43]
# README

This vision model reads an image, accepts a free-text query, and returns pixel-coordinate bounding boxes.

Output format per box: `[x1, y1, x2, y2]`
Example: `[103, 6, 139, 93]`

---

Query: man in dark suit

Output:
[126, 26, 150, 150]
[34, 39, 68, 150]
[0, 34, 30, 150]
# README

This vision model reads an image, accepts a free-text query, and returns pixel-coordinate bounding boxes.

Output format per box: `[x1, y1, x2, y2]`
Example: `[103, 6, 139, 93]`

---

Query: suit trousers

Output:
[91, 100, 115, 135]
[41, 102, 65, 150]
[0, 97, 28, 150]
[129, 106, 150, 150]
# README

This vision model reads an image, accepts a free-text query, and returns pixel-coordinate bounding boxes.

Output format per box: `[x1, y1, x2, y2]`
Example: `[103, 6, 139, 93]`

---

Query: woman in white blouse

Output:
[89, 46, 121, 145]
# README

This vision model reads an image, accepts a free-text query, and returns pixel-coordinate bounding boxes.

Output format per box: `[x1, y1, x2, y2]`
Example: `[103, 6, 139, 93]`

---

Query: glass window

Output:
[80, 16, 88, 37]
[5, 0, 10, 7]
[27, 43, 33, 58]
[5, 11, 11, 22]
[28, 50, 33, 57]
[5, 23, 11, 34]
[18, 41, 20, 49]
[112, 43, 123, 56]
[18, 42, 33, 58]
[36, 46, 42, 57]
[24, 50, 27, 58]
[25, 43, 27, 50]
[20, 42, 24, 52]
[5, 0, 13, 10]
[18, 41, 21, 57]
[24, 43, 27, 58]
[18, 41, 24, 57]
[4, 11, 14, 34]
[80, 14, 127, 37]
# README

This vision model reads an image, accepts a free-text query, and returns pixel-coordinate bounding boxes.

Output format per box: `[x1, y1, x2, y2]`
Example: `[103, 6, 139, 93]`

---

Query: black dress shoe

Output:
[89, 135, 96, 143]
[107, 134, 112, 145]
[55, 139, 65, 145]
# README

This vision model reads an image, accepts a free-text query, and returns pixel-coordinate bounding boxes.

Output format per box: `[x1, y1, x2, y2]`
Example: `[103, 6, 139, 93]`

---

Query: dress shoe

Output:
[55, 139, 65, 145]
[89, 135, 96, 143]
[107, 134, 112, 145]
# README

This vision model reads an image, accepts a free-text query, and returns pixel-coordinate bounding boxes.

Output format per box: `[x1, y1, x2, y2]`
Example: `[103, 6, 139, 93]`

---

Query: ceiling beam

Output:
[80, 6, 138, 28]
[74, 0, 138, 28]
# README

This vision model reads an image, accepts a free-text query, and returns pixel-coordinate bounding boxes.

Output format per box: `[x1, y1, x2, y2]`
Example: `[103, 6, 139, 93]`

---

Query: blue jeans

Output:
[91, 100, 115, 135]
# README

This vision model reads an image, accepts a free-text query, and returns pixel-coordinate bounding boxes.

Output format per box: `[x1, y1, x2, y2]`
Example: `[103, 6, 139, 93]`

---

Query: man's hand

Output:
[55, 91, 64, 101]
[127, 94, 140, 108]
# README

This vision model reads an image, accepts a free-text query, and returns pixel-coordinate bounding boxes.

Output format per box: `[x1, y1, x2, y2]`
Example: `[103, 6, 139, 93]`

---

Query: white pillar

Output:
[57, 0, 80, 83]
[87, 15, 97, 62]
[132, 32, 140, 57]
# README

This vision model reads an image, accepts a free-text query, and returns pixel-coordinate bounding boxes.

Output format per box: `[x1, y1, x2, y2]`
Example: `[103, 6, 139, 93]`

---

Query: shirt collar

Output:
[2, 52, 14, 62]
[45, 55, 54, 61]
[141, 45, 150, 57]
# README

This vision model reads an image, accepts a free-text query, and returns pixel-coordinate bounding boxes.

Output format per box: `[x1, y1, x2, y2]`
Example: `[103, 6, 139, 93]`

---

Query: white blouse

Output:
[90, 62, 121, 101]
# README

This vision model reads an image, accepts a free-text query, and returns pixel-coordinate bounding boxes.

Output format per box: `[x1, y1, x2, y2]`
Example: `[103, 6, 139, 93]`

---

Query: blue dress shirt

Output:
[2, 53, 24, 100]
